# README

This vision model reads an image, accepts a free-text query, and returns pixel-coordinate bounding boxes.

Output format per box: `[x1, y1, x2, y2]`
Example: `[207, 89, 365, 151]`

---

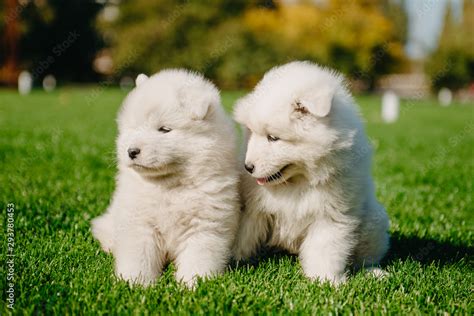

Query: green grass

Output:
[1, 87, 473, 314]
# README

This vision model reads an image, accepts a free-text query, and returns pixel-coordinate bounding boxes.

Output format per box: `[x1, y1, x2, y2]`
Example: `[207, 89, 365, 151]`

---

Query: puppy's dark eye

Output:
[158, 126, 172, 133]
[267, 134, 279, 142]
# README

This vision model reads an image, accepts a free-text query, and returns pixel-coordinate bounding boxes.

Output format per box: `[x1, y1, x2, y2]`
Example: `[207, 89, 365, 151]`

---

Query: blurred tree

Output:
[243, 0, 407, 88]
[99, 0, 407, 89]
[0, 0, 21, 86]
[426, 1, 474, 91]
[97, 0, 253, 87]
[381, 0, 408, 44]
[1, 0, 409, 88]
[0, 0, 104, 85]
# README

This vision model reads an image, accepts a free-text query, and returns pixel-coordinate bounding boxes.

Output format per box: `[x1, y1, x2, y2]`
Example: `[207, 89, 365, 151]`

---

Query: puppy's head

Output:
[117, 69, 220, 179]
[234, 61, 355, 186]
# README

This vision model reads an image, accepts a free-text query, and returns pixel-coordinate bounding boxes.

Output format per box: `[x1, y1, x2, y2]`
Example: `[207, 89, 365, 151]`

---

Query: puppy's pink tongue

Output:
[256, 178, 266, 186]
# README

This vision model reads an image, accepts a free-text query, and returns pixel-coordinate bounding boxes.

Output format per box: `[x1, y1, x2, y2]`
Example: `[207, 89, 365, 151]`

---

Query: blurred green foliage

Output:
[99, 0, 407, 89]
[426, 2, 474, 91]
[2, 0, 472, 90]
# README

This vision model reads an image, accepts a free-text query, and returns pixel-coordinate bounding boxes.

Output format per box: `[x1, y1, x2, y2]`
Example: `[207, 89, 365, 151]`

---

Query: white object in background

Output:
[381, 91, 400, 123]
[438, 87, 452, 107]
[43, 75, 57, 92]
[120, 76, 134, 91]
[18, 71, 33, 95]
[101, 5, 120, 22]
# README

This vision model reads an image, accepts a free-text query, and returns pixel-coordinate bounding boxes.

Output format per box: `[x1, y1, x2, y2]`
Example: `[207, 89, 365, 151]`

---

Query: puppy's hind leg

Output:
[353, 204, 390, 272]
[91, 211, 115, 253]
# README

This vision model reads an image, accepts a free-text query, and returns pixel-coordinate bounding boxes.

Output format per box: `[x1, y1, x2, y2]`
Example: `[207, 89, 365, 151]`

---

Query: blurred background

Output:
[0, 0, 473, 99]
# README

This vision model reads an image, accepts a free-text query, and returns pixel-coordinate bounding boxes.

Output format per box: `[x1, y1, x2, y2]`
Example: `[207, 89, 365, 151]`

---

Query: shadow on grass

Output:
[382, 232, 473, 266]
[232, 232, 473, 271]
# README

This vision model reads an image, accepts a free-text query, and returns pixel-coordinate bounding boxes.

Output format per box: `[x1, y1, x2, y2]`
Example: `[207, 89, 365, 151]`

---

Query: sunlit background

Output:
[1, 0, 473, 100]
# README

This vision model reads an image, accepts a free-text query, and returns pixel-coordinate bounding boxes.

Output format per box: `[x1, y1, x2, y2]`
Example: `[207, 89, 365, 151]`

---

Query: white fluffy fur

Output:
[233, 61, 390, 285]
[91, 69, 240, 287]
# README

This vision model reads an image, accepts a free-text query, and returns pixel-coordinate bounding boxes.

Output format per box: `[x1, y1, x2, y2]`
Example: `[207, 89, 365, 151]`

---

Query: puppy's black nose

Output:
[244, 163, 255, 174]
[128, 148, 140, 160]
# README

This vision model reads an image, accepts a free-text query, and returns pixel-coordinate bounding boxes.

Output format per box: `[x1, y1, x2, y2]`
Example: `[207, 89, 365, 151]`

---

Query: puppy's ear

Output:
[135, 74, 149, 87]
[179, 86, 214, 120]
[296, 86, 335, 117]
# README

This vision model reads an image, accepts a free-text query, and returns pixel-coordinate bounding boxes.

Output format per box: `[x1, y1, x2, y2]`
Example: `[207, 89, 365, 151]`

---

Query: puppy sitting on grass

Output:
[91, 70, 240, 288]
[233, 61, 390, 285]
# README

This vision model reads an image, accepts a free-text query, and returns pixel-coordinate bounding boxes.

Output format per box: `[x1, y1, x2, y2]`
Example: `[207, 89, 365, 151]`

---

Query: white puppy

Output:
[233, 61, 389, 284]
[91, 69, 240, 287]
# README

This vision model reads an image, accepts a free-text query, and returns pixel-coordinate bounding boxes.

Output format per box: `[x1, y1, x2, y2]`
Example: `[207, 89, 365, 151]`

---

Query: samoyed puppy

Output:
[91, 69, 240, 287]
[233, 61, 390, 284]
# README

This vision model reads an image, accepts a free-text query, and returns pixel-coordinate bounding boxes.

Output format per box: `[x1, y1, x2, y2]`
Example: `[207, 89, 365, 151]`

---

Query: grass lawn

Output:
[1, 87, 473, 314]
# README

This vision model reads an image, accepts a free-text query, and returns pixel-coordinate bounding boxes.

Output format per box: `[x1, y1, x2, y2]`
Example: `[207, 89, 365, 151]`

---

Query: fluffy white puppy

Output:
[91, 69, 240, 287]
[233, 61, 390, 284]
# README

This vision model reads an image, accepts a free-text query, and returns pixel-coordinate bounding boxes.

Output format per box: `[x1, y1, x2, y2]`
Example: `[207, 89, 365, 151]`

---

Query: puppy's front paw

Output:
[365, 267, 388, 278]
[305, 269, 347, 286]
[115, 265, 157, 287]
[175, 272, 198, 289]
[116, 271, 156, 287]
